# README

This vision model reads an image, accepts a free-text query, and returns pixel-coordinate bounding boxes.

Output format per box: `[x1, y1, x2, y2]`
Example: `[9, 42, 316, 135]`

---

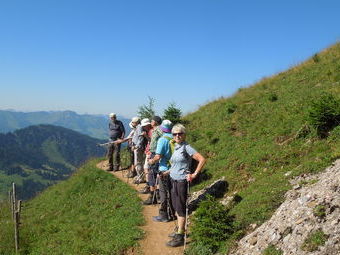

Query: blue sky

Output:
[0, 0, 339, 118]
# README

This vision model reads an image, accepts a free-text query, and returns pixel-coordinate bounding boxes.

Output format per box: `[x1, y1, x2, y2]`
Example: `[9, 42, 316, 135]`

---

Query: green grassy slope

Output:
[184, 43, 339, 252]
[0, 159, 143, 255]
[0, 125, 105, 200]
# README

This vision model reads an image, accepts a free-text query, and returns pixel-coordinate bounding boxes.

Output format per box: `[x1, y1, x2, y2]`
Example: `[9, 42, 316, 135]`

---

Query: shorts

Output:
[144, 156, 150, 170]
[170, 179, 188, 217]
[147, 153, 159, 187]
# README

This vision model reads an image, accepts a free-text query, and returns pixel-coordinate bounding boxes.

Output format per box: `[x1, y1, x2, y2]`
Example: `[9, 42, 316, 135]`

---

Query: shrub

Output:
[262, 244, 283, 255]
[226, 103, 237, 114]
[313, 204, 326, 218]
[163, 103, 182, 124]
[137, 96, 156, 119]
[301, 229, 328, 252]
[312, 54, 320, 63]
[190, 195, 235, 253]
[307, 93, 340, 137]
[268, 93, 278, 102]
[185, 243, 214, 255]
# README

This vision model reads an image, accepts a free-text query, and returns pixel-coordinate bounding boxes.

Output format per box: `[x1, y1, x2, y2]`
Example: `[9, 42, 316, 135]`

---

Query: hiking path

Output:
[96, 160, 183, 255]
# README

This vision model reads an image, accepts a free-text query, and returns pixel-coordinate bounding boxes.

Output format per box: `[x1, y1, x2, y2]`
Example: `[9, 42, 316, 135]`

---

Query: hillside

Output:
[183, 43, 339, 253]
[0, 43, 338, 255]
[0, 110, 130, 139]
[234, 159, 340, 255]
[0, 124, 105, 200]
[0, 159, 144, 255]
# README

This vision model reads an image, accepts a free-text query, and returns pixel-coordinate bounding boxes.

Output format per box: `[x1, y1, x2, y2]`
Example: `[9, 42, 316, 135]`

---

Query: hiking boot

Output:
[133, 179, 146, 184]
[168, 232, 176, 238]
[152, 215, 170, 222]
[168, 226, 179, 237]
[133, 176, 146, 184]
[142, 192, 157, 205]
[125, 171, 136, 178]
[166, 233, 185, 247]
[138, 185, 150, 194]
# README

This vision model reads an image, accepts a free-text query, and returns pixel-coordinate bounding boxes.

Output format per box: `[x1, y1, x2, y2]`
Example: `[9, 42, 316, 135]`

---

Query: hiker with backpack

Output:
[166, 124, 206, 247]
[131, 118, 152, 184]
[141, 116, 163, 204]
[107, 113, 125, 171]
[148, 120, 176, 222]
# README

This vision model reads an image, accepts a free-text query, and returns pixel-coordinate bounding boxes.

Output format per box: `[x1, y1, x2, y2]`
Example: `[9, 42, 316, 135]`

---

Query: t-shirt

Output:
[109, 120, 125, 140]
[155, 133, 173, 171]
[169, 142, 197, 180]
[150, 126, 163, 153]
[144, 128, 153, 155]
[132, 125, 146, 150]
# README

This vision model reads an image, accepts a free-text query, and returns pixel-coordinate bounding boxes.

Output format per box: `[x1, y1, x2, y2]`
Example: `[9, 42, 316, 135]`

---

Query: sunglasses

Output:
[172, 132, 184, 136]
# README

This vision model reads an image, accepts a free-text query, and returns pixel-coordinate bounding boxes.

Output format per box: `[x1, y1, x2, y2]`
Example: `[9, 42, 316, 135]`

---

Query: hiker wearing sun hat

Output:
[107, 113, 125, 171]
[148, 119, 176, 222]
[131, 118, 152, 184]
[141, 116, 163, 204]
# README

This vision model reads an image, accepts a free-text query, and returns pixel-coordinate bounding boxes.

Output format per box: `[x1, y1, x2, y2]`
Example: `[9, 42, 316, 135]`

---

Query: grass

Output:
[262, 245, 283, 255]
[0, 201, 15, 254]
[0, 158, 144, 255]
[301, 229, 328, 252]
[184, 42, 340, 253]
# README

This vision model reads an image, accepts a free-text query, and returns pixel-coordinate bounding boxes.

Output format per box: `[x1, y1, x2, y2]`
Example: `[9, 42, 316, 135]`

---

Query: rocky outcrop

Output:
[188, 177, 227, 213]
[232, 159, 340, 255]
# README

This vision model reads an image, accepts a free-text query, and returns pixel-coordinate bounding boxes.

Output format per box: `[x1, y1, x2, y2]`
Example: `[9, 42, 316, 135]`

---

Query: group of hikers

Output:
[106, 112, 206, 247]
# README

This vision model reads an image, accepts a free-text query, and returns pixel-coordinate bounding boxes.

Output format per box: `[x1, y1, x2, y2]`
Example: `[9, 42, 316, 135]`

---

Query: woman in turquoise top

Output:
[167, 124, 206, 247]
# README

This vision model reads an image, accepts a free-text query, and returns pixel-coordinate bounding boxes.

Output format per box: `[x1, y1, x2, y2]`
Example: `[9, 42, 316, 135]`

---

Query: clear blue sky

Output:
[0, 0, 339, 118]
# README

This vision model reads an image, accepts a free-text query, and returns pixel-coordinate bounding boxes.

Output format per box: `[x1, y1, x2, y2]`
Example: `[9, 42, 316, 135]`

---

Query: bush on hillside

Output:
[163, 103, 182, 124]
[307, 93, 340, 137]
[137, 96, 156, 119]
[268, 92, 278, 102]
[226, 102, 237, 114]
[312, 54, 320, 63]
[189, 195, 235, 253]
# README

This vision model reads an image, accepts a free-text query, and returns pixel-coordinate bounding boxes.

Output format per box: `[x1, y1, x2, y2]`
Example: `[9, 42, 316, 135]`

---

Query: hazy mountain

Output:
[0, 124, 105, 200]
[0, 110, 130, 139]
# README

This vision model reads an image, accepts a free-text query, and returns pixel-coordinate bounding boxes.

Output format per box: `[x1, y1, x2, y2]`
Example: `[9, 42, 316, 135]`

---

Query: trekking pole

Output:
[152, 176, 159, 206]
[97, 141, 115, 147]
[136, 172, 145, 186]
[184, 181, 190, 251]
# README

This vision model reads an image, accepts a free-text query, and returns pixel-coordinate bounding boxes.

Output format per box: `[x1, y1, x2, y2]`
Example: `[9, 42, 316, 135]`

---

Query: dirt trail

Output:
[97, 161, 183, 255]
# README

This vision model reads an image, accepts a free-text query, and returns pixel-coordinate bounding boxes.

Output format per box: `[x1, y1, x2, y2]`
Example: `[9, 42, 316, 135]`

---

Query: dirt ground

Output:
[96, 161, 184, 255]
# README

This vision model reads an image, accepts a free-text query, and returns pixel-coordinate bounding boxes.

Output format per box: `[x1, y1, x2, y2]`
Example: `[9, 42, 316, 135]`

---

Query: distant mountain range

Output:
[0, 124, 106, 200]
[0, 110, 130, 139]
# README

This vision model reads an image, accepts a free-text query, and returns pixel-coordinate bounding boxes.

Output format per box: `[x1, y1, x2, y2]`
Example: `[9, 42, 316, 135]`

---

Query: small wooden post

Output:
[12, 183, 16, 219]
[14, 211, 19, 253]
[17, 200, 22, 223]
[18, 200, 22, 213]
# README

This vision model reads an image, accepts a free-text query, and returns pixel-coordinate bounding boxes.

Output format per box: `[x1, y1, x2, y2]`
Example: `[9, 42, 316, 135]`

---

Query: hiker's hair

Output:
[172, 124, 186, 134]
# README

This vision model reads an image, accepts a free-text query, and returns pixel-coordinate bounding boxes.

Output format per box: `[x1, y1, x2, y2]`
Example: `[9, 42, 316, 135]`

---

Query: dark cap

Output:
[152, 116, 162, 125]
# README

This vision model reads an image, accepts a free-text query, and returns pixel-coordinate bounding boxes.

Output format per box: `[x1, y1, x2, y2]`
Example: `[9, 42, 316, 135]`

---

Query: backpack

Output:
[163, 136, 175, 167]
[164, 137, 198, 173]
